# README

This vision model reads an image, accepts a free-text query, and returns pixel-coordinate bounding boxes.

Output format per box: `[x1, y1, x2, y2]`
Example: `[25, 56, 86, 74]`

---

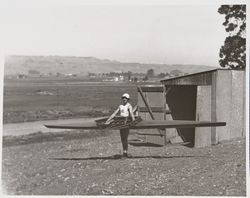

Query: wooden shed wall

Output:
[215, 70, 245, 142]
[194, 86, 212, 147]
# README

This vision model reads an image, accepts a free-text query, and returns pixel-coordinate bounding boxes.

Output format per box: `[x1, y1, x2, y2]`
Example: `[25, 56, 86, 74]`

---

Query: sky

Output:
[1, 2, 230, 66]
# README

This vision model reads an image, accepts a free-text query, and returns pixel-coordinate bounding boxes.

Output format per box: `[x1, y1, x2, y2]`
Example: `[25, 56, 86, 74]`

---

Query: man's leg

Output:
[120, 128, 130, 157]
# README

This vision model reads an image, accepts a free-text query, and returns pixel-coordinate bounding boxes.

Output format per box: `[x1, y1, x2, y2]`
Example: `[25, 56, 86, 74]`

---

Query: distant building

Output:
[65, 73, 77, 77]
[119, 75, 124, 81]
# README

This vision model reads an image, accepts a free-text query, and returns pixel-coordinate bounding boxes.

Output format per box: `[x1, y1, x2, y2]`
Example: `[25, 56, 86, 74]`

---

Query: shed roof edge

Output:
[160, 68, 229, 82]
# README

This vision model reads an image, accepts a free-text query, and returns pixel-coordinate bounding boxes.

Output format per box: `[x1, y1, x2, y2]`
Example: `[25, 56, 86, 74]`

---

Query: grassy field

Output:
[3, 77, 157, 123]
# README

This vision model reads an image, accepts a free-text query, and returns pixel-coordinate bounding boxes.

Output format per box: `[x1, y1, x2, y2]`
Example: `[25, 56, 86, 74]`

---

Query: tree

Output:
[165, 72, 171, 78]
[218, 5, 246, 70]
[146, 69, 155, 77]
[143, 75, 149, 81]
[158, 73, 166, 78]
[127, 71, 132, 81]
[132, 77, 138, 82]
[170, 69, 182, 77]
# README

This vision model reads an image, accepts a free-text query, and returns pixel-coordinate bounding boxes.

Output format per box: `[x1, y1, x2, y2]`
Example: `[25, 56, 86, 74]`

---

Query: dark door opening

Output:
[166, 85, 197, 146]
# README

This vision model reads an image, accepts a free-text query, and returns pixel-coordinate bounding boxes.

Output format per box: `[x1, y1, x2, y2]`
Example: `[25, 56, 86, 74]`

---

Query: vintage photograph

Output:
[1, 1, 247, 196]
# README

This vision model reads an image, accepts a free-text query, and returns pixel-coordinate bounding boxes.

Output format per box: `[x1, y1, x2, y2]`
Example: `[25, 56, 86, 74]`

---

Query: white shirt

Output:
[119, 103, 132, 117]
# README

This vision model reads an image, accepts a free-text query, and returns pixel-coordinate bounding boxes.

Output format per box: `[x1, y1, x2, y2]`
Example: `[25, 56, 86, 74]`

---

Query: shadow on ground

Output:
[3, 130, 109, 147]
[129, 142, 163, 147]
[128, 139, 193, 148]
[49, 154, 207, 161]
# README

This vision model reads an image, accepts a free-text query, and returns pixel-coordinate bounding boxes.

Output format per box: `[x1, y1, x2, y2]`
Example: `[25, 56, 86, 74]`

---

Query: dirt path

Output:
[3, 118, 99, 136]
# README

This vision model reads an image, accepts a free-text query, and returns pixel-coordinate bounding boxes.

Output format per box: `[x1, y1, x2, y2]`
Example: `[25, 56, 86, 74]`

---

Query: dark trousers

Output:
[120, 128, 129, 151]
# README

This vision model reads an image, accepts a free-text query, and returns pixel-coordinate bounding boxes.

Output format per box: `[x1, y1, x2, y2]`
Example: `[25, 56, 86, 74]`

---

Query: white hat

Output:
[122, 93, 130, 99]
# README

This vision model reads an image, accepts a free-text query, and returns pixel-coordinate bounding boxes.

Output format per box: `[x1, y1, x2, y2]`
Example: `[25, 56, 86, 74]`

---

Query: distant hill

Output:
[4, 55, 219, 76]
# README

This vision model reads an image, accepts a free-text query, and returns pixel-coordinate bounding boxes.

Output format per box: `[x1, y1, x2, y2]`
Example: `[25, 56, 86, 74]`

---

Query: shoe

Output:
[113, 154, 122, 159]
[123, 152, 128, 158]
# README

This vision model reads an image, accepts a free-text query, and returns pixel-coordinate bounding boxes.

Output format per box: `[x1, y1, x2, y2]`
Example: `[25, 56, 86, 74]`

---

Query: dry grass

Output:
[3, 78, 142, 123]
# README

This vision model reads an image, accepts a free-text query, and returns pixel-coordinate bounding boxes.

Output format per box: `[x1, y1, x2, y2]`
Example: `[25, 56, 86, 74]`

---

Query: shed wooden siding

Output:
[215, 70, 245, 142]
[139, 86, 164, 92]
[161, 71, 214, 85]
[195, 86, 212, 147]
[230, 71, 245, 138]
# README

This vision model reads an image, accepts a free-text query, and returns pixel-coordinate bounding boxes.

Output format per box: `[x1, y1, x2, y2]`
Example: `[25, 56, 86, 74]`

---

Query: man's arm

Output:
[129, 105, 135, 121]
[105, 108, 119, 124]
